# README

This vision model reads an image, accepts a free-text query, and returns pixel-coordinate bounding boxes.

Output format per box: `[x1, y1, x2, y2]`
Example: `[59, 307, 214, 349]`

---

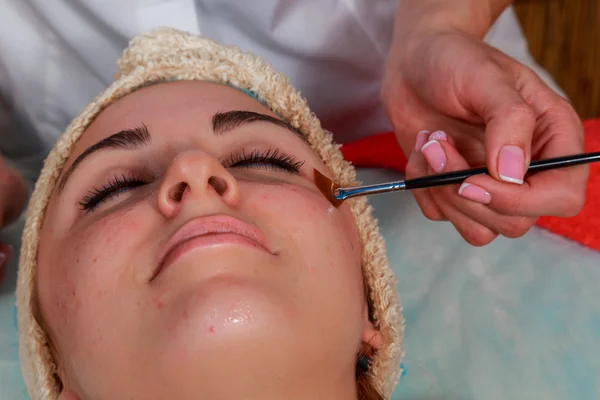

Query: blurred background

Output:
[515, 0, 600, 119]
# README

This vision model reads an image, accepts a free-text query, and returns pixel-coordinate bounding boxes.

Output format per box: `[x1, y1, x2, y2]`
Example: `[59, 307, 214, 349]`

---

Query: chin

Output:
[150, 292, 306, 400]
[153, 278, 302, 384]
[161, 275, 295, 350]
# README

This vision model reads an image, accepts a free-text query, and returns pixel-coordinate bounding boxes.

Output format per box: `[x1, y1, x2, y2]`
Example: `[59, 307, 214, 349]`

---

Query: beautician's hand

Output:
[381, 1, 587, 246]
[0, 155, 27, 276]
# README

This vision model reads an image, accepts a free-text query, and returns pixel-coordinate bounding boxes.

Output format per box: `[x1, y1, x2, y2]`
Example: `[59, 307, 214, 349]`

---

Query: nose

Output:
[157, 151, 240, 218]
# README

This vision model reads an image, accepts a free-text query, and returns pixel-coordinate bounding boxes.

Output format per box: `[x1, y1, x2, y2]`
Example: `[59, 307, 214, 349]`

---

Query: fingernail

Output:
[415, 130, 430, 151]
[421, 140, 446, 173]
[498, 145, 525, 184]
[428, 130, 447, 142]
[458, 183, 491, 204]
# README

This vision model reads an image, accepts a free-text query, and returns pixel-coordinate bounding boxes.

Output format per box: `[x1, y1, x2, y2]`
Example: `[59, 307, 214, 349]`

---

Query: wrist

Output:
[384, 0, 513, 80]
[392, 0, 513, 42]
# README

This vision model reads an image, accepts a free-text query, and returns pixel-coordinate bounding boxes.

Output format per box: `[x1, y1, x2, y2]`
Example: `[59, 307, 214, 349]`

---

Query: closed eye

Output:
[224, 148, 305, 174]
[78, 173, 149, 212]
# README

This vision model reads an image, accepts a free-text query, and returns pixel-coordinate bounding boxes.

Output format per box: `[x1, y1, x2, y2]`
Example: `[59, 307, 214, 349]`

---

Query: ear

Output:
[361, 304, 382, 351]
[56, 366, 80, 400]
[58, 390, 80, 400]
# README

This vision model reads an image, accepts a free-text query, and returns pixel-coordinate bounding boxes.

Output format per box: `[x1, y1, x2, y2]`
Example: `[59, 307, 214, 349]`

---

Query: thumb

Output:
[464, 71, 534, 185]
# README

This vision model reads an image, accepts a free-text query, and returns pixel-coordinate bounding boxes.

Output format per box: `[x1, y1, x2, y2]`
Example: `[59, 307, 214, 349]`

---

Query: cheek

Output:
[250, 186, 366, 344]
[257, 186, 330, 217]
[37, 207, 150, 352]
[67, 211, 144, 288]
[249, 184, 362, 286]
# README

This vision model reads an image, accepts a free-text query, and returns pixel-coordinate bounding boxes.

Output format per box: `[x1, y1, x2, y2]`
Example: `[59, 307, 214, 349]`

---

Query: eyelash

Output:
[224, 148, 305, 173]
[78, 148, 305, 212]
[78, 173, 147, 212]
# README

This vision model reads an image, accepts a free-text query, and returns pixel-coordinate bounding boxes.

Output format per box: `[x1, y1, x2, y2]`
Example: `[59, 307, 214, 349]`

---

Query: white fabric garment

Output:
[0, 0, 561, 182]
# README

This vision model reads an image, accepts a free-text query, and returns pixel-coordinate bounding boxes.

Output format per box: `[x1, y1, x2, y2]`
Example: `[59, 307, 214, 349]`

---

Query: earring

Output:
[356, 354, 370, 376]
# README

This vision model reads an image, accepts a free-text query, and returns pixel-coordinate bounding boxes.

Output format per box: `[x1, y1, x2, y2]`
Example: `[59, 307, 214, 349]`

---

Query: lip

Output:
[151, 215, 273, 282]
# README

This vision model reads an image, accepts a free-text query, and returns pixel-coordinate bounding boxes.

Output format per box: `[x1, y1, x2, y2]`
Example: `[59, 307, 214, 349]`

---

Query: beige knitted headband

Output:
[16, 27, 404, 399]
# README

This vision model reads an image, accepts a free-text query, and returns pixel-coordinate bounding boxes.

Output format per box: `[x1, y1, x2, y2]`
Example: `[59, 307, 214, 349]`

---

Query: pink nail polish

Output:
[415, 130, 430, 151]
[498, 145, 525, 184]
[429, 130, 447, 141]
[421, 140, 446, 173]
[458, 183, 491, 204]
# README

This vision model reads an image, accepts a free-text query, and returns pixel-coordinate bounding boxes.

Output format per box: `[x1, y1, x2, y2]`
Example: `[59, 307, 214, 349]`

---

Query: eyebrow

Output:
[212, 110, 308, 143]
[57, 125, 151, 191]
[58, 110, 310, 192]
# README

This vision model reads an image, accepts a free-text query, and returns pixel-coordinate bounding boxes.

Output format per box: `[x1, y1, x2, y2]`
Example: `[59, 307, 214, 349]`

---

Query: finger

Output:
[423, 136, 535, 239]
[467, 168, 587, 218]
[456, 182, 537, 238]
[420, 134, 497, 245]
[458, 191, 536, 239]
[432, 193, 498, 246]
[408, 130, 446, 221]
[460, 66, 587, 217]
[462, 64, 534, 184]
[516, 70, 587, 216]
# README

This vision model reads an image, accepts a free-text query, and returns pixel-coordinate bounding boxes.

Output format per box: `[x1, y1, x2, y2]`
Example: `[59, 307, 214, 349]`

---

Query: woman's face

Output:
[37, 81, 380, 399]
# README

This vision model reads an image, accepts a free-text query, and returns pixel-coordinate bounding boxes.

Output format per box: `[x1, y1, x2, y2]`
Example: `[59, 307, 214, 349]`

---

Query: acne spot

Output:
[157, 301, 165, 310]
[93, 258, 97, 263]
[329, 262, 335, 269]
[208, 325, 215, 333]
[72, 288, 76, 298]
[260, 194, 270, 201]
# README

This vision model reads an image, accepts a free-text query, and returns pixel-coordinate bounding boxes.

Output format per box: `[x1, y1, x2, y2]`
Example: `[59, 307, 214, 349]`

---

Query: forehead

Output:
[75, 81, 281, 150]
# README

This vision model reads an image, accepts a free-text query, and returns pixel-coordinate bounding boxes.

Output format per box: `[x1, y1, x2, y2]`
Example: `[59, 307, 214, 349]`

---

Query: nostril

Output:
[208, 176, 228, 196]
[169, 182, 188, 202]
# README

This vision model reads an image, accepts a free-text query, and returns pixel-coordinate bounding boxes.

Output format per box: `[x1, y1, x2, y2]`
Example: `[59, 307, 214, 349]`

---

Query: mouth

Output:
[151, 215, 273, 282]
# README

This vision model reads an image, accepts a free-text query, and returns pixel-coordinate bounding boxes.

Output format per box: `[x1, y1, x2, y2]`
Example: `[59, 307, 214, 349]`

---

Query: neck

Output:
[200, 368, 357, 400]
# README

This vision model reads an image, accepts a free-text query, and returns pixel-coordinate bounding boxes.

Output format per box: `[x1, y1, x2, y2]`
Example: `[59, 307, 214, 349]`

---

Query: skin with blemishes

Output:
[36, 81, 382, 400]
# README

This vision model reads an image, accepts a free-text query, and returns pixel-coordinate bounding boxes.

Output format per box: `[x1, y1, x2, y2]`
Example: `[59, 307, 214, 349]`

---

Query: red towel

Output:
[340, 119, 600, 252]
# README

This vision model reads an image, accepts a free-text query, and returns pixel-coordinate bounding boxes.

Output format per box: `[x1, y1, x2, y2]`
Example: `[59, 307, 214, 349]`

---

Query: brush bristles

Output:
[313, 169, 344, 208]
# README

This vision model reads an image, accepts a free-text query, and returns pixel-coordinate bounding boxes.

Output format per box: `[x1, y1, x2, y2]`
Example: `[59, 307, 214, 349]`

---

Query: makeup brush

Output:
[314, 152, 600, 207]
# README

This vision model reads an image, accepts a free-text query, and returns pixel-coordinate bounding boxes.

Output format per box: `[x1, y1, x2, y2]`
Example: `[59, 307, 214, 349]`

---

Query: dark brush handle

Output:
[404, 152, 600, 190]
